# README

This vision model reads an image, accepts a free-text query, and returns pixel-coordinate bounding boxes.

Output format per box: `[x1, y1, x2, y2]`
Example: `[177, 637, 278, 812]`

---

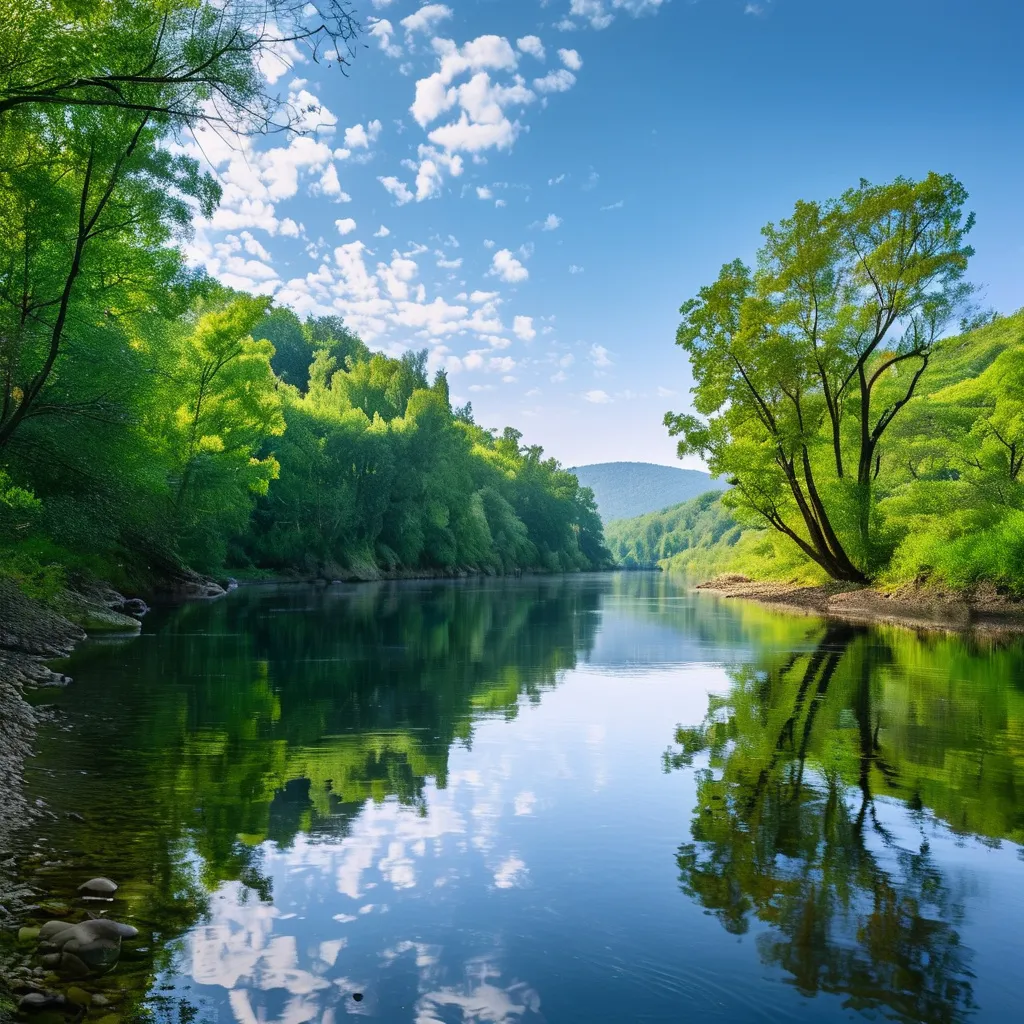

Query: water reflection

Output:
[9, 575, 1024, 1023]
[665, 616, 1024, 1023]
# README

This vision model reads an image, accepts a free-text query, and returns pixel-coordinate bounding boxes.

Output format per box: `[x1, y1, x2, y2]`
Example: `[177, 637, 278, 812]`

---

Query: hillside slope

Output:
[570, 462, 727, 523]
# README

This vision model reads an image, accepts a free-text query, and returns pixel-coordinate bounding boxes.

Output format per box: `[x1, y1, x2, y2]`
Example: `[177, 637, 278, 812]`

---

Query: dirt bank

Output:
[695, 574, 1024, 633]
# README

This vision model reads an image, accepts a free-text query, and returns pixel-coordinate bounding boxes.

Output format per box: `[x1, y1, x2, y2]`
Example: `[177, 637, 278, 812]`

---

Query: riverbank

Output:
[696, 574, 1024, 632]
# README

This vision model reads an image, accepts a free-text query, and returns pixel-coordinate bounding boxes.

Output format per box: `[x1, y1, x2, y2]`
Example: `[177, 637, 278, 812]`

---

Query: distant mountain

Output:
[570, 461, 728, 523]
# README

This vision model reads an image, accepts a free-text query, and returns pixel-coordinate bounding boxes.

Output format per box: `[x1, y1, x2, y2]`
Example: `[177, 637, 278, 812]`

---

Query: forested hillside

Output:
[629, 311, 1024, 590]
[0, 3, 609, 594]
[570, 462, 726, 522]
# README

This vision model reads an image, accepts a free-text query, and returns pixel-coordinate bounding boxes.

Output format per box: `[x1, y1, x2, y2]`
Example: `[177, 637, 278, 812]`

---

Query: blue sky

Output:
[183, 0, 1024, 468]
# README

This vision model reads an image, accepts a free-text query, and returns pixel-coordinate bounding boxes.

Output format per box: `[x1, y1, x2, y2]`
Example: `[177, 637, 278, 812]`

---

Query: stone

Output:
[18, 990, 67, 1012]
[77, 876, 118, 895]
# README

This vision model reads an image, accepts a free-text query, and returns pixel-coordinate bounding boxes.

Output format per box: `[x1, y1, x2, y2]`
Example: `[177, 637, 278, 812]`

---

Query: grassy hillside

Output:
[609, 311, 1024, 590]
[605, 491, 822, 582]
[570, 461, 727, 523]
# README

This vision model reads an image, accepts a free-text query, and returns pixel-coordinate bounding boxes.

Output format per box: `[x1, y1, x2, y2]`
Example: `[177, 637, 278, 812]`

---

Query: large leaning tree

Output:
[665, 173, 974, 583]
[0, 0, 358, 450]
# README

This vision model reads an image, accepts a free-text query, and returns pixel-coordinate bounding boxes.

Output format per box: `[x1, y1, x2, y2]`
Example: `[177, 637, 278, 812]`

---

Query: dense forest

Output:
[0, 2, 609, 597]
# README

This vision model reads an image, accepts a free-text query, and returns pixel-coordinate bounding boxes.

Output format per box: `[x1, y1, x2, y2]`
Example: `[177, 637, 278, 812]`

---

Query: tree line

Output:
[0, 0, 609, 593]
[662, 174, 1024, 593]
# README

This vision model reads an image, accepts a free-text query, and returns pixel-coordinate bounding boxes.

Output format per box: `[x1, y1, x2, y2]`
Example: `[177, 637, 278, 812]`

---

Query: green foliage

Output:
[667, 173, 975, 582]
[0, 2, 602, 587]
[606, 490, 826, 583]
[244, 349, 610, 576]
[655, 312, 1024, 593]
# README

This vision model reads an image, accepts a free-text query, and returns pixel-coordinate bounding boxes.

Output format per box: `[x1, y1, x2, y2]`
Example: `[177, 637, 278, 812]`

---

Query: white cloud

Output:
[374, 225, 391, 237]
[584, 389, 612, 403]
[489, 249, 529, 283]
[549, 173, 566, 185]
[483, 239, 496, 248]
[541, 213, 561, 231]
[368, 18, 402, 58]
[315, 163, 351, 200]
[589, 343, 612, 367]
[470, 290, 498, 303]
[378, 175, 414, 204]
[437, 256, 463, 269]
[513, 315, 536, 341]
[656, 385, 676, 397]
[569, 264, 584, 274]
[239, 232, 271, 261]
[494, 198, 507, 208]
[401, 4, 453, 38]
[257, 32, 306, 85]
[570, 0, 614, 29]
[745, 3, 764, 13]
[280, 218, 300, 237]
[533, 69, 576, 93]
[570, 0, 667, 30]
[476, 186, 493, 199]
[335, 218, 357, 235]
[344, 120, 383, 149]
[600, 199, 625, 211]
[517, 35, 546, 60]
[558, 48, 583, 71]
[285, 86, 337, 134]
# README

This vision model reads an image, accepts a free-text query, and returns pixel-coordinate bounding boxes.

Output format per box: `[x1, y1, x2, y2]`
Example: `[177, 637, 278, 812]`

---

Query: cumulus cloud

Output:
[489, 249, 529, 283]
[533, 69, 576, 93]
[344, 120, 383, 149]
[476, 186, 493, 199]
[517, 35, 546, 60]
[368, 18, 402, 58]
[470, 290, 498, 303]
[374, 224, 391, 237]
[378, 175, 414, 204]
[401, 4, 453, 38]
[558, 48, 583, 70]
[513, 315, 536, 341]
[335, 218, 357, 235]
[584, 389, 612, 403]
[540, 213, 561, 231]
[600, 199, 625, 211]
[569, 264, 584, 274]
[590, 343, 612, 366]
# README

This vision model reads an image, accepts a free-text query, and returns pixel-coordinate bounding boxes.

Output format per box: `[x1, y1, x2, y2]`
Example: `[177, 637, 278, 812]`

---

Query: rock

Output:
[37, 918, 137, 977]
[18, 990, 67, 1012]
[77, 876, 118, 896]
[117, 598, 149, 618]
[66, 985, 92, 1006]
[92, 993, 110, 1006]
[17, 926, 40, 943]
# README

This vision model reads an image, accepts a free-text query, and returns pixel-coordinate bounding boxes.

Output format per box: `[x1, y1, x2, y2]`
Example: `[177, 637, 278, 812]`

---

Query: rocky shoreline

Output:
[695, 574, 1024, 632]
[0, 571, 234, 1020]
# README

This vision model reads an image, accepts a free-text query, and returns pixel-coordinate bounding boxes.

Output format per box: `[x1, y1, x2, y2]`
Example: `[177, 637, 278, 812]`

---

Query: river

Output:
[6, 573, 1024, 1023]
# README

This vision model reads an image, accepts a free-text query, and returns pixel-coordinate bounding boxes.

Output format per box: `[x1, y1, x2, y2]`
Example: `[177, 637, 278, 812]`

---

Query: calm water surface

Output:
[15, 574, 1024, 1023]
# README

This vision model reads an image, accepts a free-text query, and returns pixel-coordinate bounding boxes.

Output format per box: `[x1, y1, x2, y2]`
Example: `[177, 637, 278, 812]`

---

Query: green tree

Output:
[154, 293, 285, 567]
[0, 0, 357, 131]
[666, 174, 975, 582]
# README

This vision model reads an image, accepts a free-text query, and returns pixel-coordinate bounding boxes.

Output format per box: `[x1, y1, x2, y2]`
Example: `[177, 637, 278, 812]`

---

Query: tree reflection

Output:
[667, 623, 979, 1024]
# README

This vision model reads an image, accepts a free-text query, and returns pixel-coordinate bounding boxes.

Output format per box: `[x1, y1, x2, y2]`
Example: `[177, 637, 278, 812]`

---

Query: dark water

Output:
[11, 574, 1024, 1023]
